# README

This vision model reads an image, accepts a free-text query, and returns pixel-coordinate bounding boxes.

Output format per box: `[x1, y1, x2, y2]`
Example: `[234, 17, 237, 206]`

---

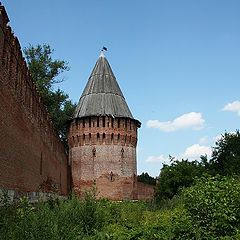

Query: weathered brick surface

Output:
[0, 5, 68, 196]
[0, 4, 155, 201]
[68, 117, 139, 200]
[137, 182, 155, 201]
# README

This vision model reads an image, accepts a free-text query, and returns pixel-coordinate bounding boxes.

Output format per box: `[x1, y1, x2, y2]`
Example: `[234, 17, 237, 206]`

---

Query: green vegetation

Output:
[184, 175, 240, 239]
[1, 175, 240, 239]
[155, 157, 205, 203]
[24, 44, 76, 149]
[16, 40, 240, 238]
[155, 130, 240, 203]
[137, 172, 156, 185]
[209, 130, 240, 176]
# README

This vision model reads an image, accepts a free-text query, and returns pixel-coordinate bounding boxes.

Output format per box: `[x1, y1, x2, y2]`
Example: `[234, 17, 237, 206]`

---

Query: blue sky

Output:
[3, 0, 240, 176]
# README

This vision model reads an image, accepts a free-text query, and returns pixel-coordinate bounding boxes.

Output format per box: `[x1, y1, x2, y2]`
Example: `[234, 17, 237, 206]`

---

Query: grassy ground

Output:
[0, 176, 240, 240]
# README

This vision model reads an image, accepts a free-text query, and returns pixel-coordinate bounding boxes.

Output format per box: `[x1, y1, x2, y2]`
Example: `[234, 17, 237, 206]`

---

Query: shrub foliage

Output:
[1, 180, 240, 240]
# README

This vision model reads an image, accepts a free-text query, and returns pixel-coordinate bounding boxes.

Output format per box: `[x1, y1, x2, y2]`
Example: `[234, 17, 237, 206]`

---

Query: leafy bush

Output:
[1, 183, 240, 240]
[155, 158, 205, 203]
[0, 192, 106, 240]
[183, 175, 240, 239]
[137, 172, 156, 185]
[209, 130, 240, 176]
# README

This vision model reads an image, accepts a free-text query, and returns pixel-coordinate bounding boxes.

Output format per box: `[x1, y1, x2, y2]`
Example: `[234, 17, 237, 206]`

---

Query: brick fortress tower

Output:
[68, 51, 141, 200]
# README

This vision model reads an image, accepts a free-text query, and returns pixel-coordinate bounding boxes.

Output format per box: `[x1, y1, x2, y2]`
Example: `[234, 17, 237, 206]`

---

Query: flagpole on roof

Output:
[100, 46, 108, 57]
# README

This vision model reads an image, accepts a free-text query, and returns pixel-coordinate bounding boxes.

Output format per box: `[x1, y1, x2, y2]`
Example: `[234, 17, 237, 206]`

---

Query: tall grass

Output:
[1, 177, 240, 240]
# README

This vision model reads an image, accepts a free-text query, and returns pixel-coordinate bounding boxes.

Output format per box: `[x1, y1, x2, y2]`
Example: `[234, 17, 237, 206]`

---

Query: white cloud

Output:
[222, 100, 240, 116]
[145, 143, 212, 168]
[182, 144, 212, 160]
[146, 112, 205, 132]
[198, 136, 209, 144]
[145, 155, 170, 164]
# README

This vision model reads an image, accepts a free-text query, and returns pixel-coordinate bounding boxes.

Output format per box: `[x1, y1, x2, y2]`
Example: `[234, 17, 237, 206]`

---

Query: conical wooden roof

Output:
[74, 52, 135, 119]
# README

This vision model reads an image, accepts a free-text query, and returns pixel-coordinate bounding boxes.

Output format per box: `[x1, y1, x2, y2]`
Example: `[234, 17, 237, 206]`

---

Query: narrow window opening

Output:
[121, 148, 124, 158]
[103, 133, 106, 142]
[111, 118, 114, 128]
[110, 171, 114, 181]
[97, 133, 100, 141]
[89, 117, 91, 127]
[83, 119, 85, 128]
[111, 133, 114, 143]
[89, 133, 91, 143]
[83, 134, 85, 144]
[125, 119, 127, 129]
[103, 117, 105, 127]
[92, 147, 96, 157]
[97, 117, 99, 127]
[118, 134, 120, 143]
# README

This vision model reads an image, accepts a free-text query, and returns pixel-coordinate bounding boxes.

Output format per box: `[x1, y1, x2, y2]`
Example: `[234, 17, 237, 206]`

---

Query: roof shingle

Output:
[74, 53, 135, 120]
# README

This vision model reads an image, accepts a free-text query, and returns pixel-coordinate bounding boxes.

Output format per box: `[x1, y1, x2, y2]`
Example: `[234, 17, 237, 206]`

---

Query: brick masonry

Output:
[0, 5, 68, 198]
[0, 4, 155, 201]
[137, 182, 155, 201]
[68, 117, 139, 200]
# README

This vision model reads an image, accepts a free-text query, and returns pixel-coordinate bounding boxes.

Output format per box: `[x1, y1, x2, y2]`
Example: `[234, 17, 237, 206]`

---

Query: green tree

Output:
[155, 157, 205, 203]
[137, 172, 156, 185]
[24, 44, 76, 149]
[208, 130, 240, 176]
[183, 175, 240, 239]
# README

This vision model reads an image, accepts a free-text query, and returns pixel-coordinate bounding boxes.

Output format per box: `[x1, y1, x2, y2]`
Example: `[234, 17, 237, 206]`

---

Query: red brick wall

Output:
[68, 117, 139, 200]
[137, 182, 155, 201]
[0, 5, 68, 196]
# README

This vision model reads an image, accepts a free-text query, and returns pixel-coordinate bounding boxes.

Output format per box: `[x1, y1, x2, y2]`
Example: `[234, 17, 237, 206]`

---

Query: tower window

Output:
[92, 147, 96, 157]
[103, 117, 105, 127]
[110, 171, 114, 181]
[97, 133, 100, 141]
[97, 117, 99, 127]
[111, 133, 114, 143]
[121, 148, 124, 158]
[83, 134, 85, 144]
[89, 117, 91, 127]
